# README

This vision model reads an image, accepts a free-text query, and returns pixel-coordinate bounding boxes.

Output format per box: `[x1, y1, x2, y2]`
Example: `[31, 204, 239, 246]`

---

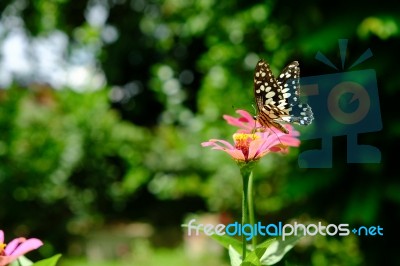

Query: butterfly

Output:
[253, 59, 313, 134]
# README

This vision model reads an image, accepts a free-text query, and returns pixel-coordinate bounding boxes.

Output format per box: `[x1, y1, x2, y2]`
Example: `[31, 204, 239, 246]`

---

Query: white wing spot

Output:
[265, 91, 275, 98]
[265, 99, 275, 105]
[265, 98, 272, 105]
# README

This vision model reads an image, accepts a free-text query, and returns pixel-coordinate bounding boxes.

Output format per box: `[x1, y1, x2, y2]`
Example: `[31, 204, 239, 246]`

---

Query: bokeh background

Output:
[0, 0, 399, 265]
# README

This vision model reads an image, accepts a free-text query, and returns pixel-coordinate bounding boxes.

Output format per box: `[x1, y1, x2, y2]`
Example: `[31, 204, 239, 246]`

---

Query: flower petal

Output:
[0, 230, 4, 243]
[4, 238, 25, 255]
[280, 136, 300, 147]
[223, 110, 258, 133]
[6, 238, 43, 258]
[225, 149, 246, 161]
[0, 256, 13, 266]
[223, 114, 244, 128]
[259, 134, 280, 149]
[248, 138, 266, 160]
[202, 139, 235, 150]
[236, 109, 255, 123]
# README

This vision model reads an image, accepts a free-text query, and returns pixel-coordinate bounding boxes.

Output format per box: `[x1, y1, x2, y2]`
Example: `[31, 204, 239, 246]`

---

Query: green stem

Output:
[241, 169, 249, 260]
[248, 171, 257, 249]
[239, 161, 257, 261]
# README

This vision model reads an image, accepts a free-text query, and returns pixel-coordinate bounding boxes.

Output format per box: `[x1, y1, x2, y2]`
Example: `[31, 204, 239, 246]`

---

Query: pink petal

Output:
[248, 138, 267, 160]
[0, 230, 4, 243]
[0, 256, 13, 266]
[224, 149, 246, 161]
[6, 238, 43, 258]
[202, 139, 235, 150]
[4, 238, 25, 255]
[223, 110, 258, 133]
[236, 110, 255, 123]
[286, 125, 300, 136]
[224, 116, 253, 132]
[262, 129, 300, 149]
[223, 114, 244, 128]
[280, 136, 300, 147]
[259, 135, 280, 151]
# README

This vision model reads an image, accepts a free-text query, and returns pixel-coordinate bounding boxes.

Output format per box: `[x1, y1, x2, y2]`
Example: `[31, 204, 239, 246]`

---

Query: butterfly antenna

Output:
[251, 104, 257, 116]
[250, 104, 258, 134]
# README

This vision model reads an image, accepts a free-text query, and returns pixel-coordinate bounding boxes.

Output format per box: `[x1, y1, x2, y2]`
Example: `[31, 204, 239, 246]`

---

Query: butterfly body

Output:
[253, 59, 313, 134]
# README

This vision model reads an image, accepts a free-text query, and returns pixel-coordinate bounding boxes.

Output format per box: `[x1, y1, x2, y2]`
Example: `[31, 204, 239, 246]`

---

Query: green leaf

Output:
[32, 254, 62, 266]
[260, 234, 303, 265]
[182, 223, 243, 253]
[254, 238, 276, 259]
[241, 251, 261, 266]
[10, 256, 33, 266]
[229, 245, 242, 266]
[208, 230, 243, 254]
[241, 239, 275, 266]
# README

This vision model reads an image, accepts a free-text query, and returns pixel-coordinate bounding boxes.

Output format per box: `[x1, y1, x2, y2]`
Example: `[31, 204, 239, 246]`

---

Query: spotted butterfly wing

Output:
[253, 59, 313, 134]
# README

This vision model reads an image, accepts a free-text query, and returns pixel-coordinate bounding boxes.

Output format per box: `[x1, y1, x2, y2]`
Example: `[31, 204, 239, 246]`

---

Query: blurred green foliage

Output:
[0, 86, 151, 245]
[1, 0, 400, 265]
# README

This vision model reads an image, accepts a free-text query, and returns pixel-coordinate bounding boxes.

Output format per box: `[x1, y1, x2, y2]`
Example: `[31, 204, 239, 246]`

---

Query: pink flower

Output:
[223, 109, 259, 134]
[202, 110, 300, 162]
[0, 230, 43, 266]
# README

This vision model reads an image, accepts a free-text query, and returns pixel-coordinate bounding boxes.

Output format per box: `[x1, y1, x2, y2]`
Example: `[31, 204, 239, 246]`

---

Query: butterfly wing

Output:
[254, 59, 292, 133]
[253, 59, 313, 133]
[276, 62, 314, 125]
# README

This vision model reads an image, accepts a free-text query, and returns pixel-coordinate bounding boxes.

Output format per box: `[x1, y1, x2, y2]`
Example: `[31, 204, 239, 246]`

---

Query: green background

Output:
[0, 0, 398, 265]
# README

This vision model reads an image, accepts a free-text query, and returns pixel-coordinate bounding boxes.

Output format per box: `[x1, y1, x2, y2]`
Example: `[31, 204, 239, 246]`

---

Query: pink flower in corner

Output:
[0, 230, 43, 266]
[202, 110, 300, 162]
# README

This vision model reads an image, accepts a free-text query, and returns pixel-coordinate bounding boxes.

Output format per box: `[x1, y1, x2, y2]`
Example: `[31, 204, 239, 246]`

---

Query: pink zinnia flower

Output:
[0, 230, 43, 266]
[202, 110, 300, 162]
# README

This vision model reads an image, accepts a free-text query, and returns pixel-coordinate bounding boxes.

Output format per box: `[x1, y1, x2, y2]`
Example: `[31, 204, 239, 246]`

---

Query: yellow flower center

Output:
[0, 243, 6, 255]
[233, 133, 259, 159]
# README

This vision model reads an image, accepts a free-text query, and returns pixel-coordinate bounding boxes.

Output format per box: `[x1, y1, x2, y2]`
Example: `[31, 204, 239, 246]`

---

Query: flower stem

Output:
[248, 171, 257, 249]
[241, 169, 250, 260]
[239, 162, 257, 260]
